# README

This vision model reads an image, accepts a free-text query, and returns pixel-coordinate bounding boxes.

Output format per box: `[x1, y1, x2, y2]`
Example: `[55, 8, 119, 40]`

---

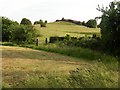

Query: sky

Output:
[0, 0, 114, 23]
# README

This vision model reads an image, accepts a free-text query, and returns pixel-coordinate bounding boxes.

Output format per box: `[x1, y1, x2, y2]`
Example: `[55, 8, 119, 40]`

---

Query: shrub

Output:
[34, 20, 47, 27]
[2, 17, 19, 42]
[12, 25, 37, 44]
[40, 23, 46, 27]
[20, 18, 32, 25]
[2, 17, 39, 44]
[82, 21, 86, 26]
[49, 36, 65, 43]
[45, 20, 47, 24]
[80, 38, 102, 49]
[92, 34, 97, 38]
[34, 21, 40, 24]
[55, 34, 101, 50]
[86, 19, 97, 28]
[39, 19, 43, 24]
[40, 20, 47, 27]
[64, 34, 71, 40]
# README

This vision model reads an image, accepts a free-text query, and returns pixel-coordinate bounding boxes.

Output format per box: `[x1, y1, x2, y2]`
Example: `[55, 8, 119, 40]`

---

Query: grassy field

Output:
[34, 21, 100, 43]
[2, 46, 118, 88]
[1, 21, 118, 88]
[2, 46, 88, 88]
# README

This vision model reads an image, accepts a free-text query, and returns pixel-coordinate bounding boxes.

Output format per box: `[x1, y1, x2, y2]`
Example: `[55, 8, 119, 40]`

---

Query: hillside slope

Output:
[34, 21, 100, 43]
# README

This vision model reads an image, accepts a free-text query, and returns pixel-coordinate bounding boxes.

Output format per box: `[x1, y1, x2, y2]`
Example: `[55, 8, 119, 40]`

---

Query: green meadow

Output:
[34, 21, 100, 43]
[2, 45, 118, 88]
[1, 21, 118, 88]
[2, 0, 120, 88]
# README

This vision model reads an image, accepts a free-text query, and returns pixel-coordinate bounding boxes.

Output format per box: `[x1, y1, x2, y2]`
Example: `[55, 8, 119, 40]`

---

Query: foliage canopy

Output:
[2, 17, 38, 44]
[20, 18, 32, 25]
[86, 19, 97, 28]
[97, 1, 120, 54]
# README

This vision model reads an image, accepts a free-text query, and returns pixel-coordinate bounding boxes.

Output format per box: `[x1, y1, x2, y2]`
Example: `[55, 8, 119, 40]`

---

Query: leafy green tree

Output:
[12, 25, 37, 44]
[2, 17, 19, 41]
[45, 20, 47, 24]
[34, 21, 40, 24]
[34, 19, 47, 27]
[40, 23, 46, 27]
[86, 19, 97, 28]
[39, 19, 46, 27]
[82, 21, 86, 26]
[2, 17, 39, 44]
[39, 19, 43, 25]
[20, 18, 32, 25]
[97, 1, 120, 54]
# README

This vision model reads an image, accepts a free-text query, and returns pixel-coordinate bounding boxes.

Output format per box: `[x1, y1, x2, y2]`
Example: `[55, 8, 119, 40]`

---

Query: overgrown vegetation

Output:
[56, 18, 97, 28]
[49, 34, 101, 51]
[20, 18, 32, 25]
[2, 17, 19, 42]
[97, 1, 120, 55]
[2, 17, 39, 44]
[34, 19, 47, 27]
[12, 25, 38, 44]
[2, 46, 118, 88]
[1, 0, 119, 88]
[68, 62, 118, 88]
[86, 19, 97, 28]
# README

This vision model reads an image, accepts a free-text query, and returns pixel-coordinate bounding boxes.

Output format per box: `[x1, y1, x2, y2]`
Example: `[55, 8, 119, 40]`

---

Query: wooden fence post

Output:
[45, 38, 48, 44]
[36, 39, 39, 46]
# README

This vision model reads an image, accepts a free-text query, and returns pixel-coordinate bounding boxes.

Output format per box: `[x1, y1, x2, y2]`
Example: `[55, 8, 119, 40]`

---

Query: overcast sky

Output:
[0, 0, 114, 23]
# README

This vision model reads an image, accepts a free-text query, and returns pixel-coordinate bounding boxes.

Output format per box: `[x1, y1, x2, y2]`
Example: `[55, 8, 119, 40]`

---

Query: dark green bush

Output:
[92, 34, 97, 38]
[34, 21, 41, 24]
[12, 25, 37, 44]
[86, 19, 97, 28]
[98, 1, 120, 55]
[2, 17, 19, 42]
[45, 20, 47, 24]
[49, 36, 65, 43]
[82, 21, 86, 26]
[59, 35, 102, 50]
[2, 17, 39, 44]
[20, 18, 32, 25]
[40, 23, 46, 27]
[34, 19, 47, 27]
[40, 20, 47, 27]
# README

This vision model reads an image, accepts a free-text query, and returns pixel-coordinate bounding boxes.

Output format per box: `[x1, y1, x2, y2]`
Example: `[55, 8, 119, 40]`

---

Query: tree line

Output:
[34, 20, 47, 27]
[56, 18, 97, 28]
[2, 17, 40, 44]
